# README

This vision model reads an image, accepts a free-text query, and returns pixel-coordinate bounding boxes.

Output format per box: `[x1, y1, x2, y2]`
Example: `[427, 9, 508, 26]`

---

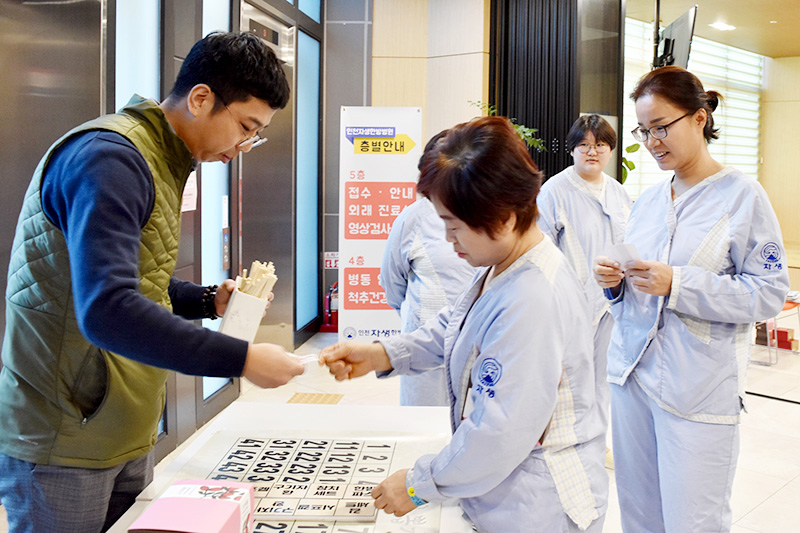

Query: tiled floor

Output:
[243, 333, 800, 533]
[4, 327, 800, 532]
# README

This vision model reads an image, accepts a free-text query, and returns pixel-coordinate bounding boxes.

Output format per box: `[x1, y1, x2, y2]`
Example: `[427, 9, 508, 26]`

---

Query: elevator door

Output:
[0, 0, 104, 353]
[239, 4, 297, 349]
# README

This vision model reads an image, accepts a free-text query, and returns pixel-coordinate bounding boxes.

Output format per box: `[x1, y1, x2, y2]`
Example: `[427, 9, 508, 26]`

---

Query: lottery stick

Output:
[236, 260, 278, 300]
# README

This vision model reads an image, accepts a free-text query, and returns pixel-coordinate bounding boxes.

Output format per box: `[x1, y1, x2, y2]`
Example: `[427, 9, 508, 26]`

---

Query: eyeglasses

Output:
[631, 112, 692, 142]
[218, 96, 268, 149]
[576, 142, 610, 154]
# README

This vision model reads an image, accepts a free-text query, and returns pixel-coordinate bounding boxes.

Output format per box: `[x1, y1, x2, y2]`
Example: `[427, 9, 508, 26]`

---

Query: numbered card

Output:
[210, 437, 391, 524]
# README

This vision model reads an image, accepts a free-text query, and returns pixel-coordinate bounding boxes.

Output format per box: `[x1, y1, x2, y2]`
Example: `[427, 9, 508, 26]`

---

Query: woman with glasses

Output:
[537, 115, 632, 456]
[593, 66, 789, 532]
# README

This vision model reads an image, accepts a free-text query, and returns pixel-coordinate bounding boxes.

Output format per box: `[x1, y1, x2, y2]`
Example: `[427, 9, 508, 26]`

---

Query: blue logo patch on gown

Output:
[761, 242, 781, 263]
[478, 358, 503, 387]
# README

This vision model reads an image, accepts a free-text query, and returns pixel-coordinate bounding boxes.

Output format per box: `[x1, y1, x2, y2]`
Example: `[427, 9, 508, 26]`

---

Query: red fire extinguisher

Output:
[320, 282, 339, 332]
[329, 281, 339, 327]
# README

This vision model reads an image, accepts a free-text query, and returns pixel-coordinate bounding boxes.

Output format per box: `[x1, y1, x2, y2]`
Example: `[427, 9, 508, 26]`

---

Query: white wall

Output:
[372, 0, 489, 144]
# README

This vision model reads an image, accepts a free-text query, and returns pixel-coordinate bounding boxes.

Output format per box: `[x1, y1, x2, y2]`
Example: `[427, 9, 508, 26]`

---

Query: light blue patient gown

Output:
[380, 237, 608, 532]
[537, 166, 632, 428]
[606, 167, 789, 532]
[381, 198, 476, 406]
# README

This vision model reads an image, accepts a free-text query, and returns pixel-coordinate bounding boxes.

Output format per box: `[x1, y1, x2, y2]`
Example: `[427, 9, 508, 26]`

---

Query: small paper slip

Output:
[602, 243, 641, 267]
[288, 352, 320, 365]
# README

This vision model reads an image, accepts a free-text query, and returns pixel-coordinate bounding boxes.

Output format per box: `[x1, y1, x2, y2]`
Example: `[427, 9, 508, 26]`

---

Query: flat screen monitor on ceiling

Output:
[655, 5, 697, 69]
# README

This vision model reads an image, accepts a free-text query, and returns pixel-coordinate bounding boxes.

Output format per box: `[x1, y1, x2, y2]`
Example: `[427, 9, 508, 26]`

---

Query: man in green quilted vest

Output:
[0, 32, 305, 532]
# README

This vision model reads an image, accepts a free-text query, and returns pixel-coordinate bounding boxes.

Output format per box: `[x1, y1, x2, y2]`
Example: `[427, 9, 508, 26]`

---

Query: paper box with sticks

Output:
[219, 260, 277, 343]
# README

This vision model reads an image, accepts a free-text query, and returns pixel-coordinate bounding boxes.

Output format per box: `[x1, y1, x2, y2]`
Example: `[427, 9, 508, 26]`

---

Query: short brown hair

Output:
[417, 116, 542, 238]
[631, 65, 722, 142]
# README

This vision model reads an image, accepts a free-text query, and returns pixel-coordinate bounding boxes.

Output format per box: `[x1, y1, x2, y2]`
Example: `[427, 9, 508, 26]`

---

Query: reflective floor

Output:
[243, 332, 800, 533]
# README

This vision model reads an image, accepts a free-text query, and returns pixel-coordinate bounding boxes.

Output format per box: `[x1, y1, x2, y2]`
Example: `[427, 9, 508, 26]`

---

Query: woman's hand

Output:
[320, 342, 392, 381]
[372, 469, 416, 517]
[626, 260, 673, 296]
[593, 256, 624, 289]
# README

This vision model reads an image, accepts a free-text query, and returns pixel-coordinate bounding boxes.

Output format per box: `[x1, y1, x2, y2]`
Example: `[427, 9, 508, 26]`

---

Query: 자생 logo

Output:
[761, 242, 781, 263]
[478, 358, 503, 387]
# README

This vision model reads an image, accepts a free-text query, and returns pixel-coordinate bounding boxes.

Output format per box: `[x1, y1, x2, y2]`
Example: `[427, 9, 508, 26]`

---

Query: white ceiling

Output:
[626, 0, 800, 58]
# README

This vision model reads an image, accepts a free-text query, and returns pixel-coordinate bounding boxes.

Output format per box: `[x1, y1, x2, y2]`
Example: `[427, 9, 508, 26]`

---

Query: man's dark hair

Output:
[169, 31, 290, 110]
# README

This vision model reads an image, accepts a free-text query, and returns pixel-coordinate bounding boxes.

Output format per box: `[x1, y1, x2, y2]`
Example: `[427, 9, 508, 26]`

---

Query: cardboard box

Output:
[778, 339, 799, 351]
[776, 327, 794, 342]
[129, 479, 254, 533]
[218, 289, 268, 343]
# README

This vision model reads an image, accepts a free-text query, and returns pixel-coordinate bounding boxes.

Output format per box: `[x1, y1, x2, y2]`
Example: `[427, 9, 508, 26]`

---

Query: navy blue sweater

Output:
[41, 130, 247, 377]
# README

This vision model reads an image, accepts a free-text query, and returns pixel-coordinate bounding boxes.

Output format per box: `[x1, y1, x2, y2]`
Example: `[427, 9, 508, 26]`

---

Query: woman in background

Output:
[537, 114, 632, 461]
[594, 66, 789, 532]
[380, 132, 477, 406]
[324, 116, 607, 532]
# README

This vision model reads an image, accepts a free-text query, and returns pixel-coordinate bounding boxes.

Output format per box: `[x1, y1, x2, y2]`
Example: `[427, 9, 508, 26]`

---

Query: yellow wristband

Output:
[407, 486, 426, 506]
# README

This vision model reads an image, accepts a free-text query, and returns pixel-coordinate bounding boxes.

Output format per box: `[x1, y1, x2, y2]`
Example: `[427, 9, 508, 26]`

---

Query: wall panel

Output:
[490, 0, 579, 179]
[762, 57, 800, 253]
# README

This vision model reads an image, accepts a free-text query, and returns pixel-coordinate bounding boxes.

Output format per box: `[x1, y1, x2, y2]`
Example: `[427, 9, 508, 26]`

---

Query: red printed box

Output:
[343, 182, 415, 240]
[778, 339, 799, 351]
[775, 327, 794, 342]
[343, 267, 391, 310]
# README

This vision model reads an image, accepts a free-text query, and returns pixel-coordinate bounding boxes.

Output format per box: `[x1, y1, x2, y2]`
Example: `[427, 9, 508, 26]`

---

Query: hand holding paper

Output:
[625, 260, 674, 296]
[243, 343, 304, 388]
[320, 342, 393, 381]
[593, 255, 625, 289]
[594, 244, 641, 291]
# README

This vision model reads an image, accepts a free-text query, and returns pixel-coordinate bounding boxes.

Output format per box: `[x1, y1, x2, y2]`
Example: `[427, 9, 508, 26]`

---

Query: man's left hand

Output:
[214, 279, 236, 316]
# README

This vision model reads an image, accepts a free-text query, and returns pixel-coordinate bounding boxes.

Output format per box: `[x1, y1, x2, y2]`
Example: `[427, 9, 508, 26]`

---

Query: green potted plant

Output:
[469, 100, 546, 152]
[621, 142, 640, 184]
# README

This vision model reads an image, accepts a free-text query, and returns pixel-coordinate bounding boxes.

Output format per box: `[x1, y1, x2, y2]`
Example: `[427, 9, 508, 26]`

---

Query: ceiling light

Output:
[709, 22, 736, 31]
